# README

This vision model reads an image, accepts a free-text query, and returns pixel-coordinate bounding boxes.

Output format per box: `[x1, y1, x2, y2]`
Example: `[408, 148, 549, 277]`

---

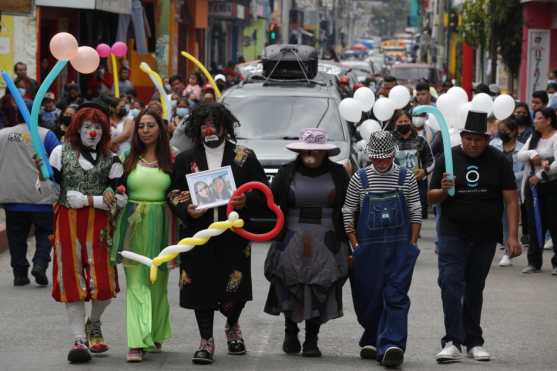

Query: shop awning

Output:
[36, 0, 132, 15]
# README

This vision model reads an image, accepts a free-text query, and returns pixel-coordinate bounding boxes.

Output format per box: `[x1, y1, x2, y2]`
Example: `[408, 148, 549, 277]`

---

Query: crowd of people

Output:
[0, 58, 555, 369]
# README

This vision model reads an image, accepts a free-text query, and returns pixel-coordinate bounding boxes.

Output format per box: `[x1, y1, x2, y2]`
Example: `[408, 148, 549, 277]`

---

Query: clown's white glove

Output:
[66, 191, 88, 209]
[115, 193, 128, 208]
[92, 196, 110, 210]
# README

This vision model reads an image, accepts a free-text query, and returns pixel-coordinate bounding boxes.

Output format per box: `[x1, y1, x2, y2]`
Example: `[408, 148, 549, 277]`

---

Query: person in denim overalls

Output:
[343, 131, 422, 368]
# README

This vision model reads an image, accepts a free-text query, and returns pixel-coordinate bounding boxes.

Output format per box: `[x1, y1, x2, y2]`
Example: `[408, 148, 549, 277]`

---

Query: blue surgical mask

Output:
[176, 107, 190, 118]
[18, 88, 26, 96]
[129, 108, 140, 118]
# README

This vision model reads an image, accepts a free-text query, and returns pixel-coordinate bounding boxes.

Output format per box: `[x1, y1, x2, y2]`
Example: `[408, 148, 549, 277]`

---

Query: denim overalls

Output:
[350, 167, 420, 359]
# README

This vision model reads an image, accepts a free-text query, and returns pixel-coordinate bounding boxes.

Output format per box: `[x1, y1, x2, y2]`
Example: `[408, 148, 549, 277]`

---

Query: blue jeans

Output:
[5, 210, 52, 276]
[437, 235, 496, 349]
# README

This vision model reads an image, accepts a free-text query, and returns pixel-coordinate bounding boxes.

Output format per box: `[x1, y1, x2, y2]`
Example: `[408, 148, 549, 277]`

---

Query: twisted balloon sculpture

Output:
[140, 62, 171, 121]
[120, 181, 284, 284]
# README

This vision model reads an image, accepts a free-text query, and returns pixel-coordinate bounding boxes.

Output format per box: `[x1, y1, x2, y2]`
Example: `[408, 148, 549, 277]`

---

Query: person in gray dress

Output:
[264, 128, 350, 357]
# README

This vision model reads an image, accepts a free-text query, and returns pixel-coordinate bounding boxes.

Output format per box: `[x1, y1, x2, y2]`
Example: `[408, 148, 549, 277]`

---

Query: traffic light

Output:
[268, 23, 280, 44]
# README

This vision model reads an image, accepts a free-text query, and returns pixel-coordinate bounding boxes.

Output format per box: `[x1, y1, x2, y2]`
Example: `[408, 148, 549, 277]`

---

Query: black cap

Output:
[461, 111, 489, 136]
[77, 100, 110, 121]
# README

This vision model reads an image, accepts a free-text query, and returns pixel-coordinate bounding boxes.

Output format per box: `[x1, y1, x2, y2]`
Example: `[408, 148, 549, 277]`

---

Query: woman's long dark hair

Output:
[514, 102, 533, 128]
[124, 110, 172, 176]
[184, 103, 240, 146]
[529, 107, 557, 150]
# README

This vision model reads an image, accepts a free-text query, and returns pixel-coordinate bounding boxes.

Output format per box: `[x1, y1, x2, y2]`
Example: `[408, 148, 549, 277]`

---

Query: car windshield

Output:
[224, 95, 345, 141]
[391, 67, 436, 82]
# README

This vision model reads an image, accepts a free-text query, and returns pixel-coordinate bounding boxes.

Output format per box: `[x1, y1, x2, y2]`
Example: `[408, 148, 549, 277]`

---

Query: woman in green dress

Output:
[111, 110, 181, 362]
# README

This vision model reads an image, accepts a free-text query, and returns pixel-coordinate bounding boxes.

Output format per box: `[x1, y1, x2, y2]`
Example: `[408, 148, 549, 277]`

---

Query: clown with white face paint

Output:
[43, 102, 127, 364]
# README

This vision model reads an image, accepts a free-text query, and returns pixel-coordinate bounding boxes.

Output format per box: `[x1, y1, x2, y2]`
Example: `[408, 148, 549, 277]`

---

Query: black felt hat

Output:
[77, 99, 111, 121]
[461, 110, 489, 136]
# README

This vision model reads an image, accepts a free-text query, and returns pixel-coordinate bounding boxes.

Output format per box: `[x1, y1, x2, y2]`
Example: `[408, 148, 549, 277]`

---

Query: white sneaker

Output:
[436, 341, 462, 363]
[498, 254, 512, 267]
[544, 239, 553, 250]
[467, 346, 490, 361]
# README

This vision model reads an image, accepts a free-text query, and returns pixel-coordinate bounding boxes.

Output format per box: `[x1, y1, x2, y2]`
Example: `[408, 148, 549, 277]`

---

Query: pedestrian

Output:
[342, 130, 422, 368]
[13, 61, 37, 100]
[116, 66, 136, 96]
[429, 111, 522, 363]
[389, 110, 434, 219]
[169, 75, 186, 97]
[43, 102, 125, 363]
[184, 73, 202, 101]
[531, 90, 548, 118]
[57, 82, 83, 110]
[513, 102, 534, 143]
[415, 81, 434, 106]
[0, 103, 59, 287]
[109, 98, 134, 155]
[168, 103, 267, 364]
[39, 92, 61, 130]
[490, 117, 524, 266]
[146, 100, 164, 118]
[53, 104, 78, 141]
[169, 97, 194, 152]
[111, 110, 177, 362]
[264, 128, 350, 358]
[517, 107, 557, 275]
[378, 76, 397, 98]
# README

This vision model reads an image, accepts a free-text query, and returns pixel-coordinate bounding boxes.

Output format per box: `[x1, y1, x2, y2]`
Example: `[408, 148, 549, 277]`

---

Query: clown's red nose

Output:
[90, 131, 97, 138]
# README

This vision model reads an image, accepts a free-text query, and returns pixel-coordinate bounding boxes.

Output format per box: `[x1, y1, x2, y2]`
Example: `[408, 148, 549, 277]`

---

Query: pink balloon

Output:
[96, 43, 111, 58]
[111, 41, 128, 57]
[70, 46, 100, 74]
[49, 32, 78, 60]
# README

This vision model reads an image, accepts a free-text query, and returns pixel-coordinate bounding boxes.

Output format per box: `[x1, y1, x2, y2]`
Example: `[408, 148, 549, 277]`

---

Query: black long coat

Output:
[169, 141, 268, 310]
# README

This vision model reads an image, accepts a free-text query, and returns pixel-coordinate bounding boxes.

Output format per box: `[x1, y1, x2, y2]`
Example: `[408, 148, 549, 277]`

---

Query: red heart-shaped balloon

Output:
[226, 181, 284, 241]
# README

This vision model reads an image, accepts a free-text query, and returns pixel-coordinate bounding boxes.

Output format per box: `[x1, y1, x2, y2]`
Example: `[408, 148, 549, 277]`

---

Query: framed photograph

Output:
[186, 166, 237, 209]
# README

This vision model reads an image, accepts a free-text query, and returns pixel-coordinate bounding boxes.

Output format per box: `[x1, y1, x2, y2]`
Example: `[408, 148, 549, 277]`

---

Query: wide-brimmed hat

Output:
[366, 130, 396, 159]
[461, 110, 489, 136]
[286, 128, 340, 156]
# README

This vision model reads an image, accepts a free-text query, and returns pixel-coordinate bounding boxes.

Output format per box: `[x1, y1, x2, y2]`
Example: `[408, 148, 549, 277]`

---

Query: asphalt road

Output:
[0, 220, 556, 371]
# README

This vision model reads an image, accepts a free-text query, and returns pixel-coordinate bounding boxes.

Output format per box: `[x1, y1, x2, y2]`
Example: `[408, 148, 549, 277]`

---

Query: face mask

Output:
[176, 107, 190, 118]
[397, 124, 412, 135]
[170, 99, 177, 109]
[129, 108, 140, 118]
[117, 107, 128, 117]
[499, 132, 512, 143]
[412, 117, 426, 128]
[18, 88, 26, 96]
[80, 121, 103, 149]
[61, 116, 72, 125]
[202, 122, 223, 148]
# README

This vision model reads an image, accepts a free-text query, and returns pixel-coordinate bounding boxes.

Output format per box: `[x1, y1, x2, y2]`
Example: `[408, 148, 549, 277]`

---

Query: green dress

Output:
[111, 163, 175, 349]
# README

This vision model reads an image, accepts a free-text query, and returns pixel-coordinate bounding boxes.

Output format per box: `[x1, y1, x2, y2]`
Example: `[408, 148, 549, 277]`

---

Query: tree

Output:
[462, 0, 488, 81]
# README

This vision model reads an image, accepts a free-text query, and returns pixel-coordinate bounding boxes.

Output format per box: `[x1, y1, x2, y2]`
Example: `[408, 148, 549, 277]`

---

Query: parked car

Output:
[390, 63, 441, 88]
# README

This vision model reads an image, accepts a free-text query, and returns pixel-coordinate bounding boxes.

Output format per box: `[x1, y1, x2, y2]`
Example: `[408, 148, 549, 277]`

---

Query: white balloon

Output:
[447, 86, 469, 105]
[454, 102, 472, 129]
[436, 93, 457, 120]
[493, 94, 515, 120]
[373, 97, 396, 122]
[358, 119, 382, 140]
[353, 87, 375, 111]
[339, 98, 363, 122]
[449, 128, 462, 146]
[471, 93, 493, 115]
[389, 85, 411, 109]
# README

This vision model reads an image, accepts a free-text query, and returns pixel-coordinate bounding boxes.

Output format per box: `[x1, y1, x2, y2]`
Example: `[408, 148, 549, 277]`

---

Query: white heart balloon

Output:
[471, 93, 493, 115]
[493, 94, 515, 120]
[339, 98, 363, 122]
[373, 97, 396, 122]
[358, 119, 382, 140]
[353, 87, 375, 111]
[447, 86, 469, 106]
[388, 85, 411, 109]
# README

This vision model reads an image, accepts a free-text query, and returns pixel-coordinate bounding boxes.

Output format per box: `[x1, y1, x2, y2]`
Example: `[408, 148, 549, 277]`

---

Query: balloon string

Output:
[180, 51, 222, 98]
[111, 54, 120, 98]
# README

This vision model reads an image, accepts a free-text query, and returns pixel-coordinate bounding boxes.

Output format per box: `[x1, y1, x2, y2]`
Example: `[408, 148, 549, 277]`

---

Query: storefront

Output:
[208, 0, 248, 69]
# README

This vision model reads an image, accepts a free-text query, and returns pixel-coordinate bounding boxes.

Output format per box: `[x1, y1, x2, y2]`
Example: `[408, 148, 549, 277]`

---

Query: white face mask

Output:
[80, 121, 103, 149]
[412, 117, 426, 128]
[18, 88, 26, 96]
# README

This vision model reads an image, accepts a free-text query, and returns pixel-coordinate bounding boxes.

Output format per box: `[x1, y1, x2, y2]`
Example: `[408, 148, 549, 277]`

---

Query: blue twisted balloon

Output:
[1, 71, 53, 179]
[412, 105, 455, 196]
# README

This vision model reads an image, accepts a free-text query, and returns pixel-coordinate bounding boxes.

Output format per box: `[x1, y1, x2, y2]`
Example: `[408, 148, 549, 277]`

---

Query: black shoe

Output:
[282, 333, 301, 354]
[14, 276, 30, 286]
[360, 345, 377, 360]
[31, 264, 48, 286]
[381, 346, 404, 368]
[192, 338, 214, 365]
[225, 323, 246, 355]
[302, 339, 322, 358]
[67, 339, 92, 364]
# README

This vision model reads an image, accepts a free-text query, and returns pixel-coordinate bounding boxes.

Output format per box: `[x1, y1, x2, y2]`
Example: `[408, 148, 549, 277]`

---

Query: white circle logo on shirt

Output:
[465, 165, 480, 188]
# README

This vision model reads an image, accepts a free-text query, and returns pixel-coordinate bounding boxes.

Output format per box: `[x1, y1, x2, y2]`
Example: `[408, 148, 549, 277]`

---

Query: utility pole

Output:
[281, 0, 291, 44]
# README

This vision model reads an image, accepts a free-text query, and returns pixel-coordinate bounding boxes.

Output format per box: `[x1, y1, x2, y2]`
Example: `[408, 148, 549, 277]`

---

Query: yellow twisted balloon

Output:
[139, 62, 171, 121]
[120, 212, 244, 284]
[180, 51, 222, 98]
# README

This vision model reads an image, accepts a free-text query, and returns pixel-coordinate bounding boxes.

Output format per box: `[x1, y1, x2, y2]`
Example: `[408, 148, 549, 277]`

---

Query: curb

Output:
[0, 224, 6, 254]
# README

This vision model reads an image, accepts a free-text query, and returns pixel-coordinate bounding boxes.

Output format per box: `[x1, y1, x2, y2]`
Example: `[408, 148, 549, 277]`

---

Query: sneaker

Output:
[467, 346, 490, 361]
[13, 275, 30, 286]
[192, 338, 215, 365]
[498, 254, 512, 267]
[85, 319, 109, 353]
[360, 345, 377, 360]
[31, 264, 48, 286]
[301, 339, 322, 358]
[127, 348, 143, 362]
[282, 332, 301, 354]
[497, 243, 505, 250]
[67, 339, 91, 364]
[225, 323, 246, 355]
[544, 239, 553, 250]
[521, 234, 529, 247]
[381, 346, 404, 367]
[552, 267, 557, 276]
[521, 265, 541, 274]
[436, 342, 462, 364]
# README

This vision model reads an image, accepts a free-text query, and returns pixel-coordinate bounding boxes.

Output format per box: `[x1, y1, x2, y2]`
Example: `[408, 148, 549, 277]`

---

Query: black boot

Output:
[302, 320, 321, 357]
[282, 317, 301, 354]
[13, 275, 30, 286]
[31, 263, 48, 286]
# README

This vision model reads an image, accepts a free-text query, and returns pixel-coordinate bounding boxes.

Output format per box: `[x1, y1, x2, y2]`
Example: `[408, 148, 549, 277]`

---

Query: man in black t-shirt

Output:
[428, 111, 522, 364]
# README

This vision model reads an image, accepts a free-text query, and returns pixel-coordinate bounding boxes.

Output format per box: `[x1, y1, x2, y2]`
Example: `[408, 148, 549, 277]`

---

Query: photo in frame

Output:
[186, 166, 237, 209]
